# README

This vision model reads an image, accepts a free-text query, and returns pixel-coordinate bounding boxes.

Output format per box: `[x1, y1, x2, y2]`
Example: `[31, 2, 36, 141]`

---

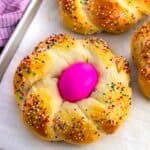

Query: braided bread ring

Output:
[14, 34, 131, 144]
[132, 21, 150, 98]
[58, 0, 150, 34]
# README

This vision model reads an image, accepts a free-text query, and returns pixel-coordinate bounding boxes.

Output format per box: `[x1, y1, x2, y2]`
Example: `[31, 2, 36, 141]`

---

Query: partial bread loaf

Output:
[132, 21, 150, 98]
[58, 0, 150, 34]
[14, 34, 131, 144]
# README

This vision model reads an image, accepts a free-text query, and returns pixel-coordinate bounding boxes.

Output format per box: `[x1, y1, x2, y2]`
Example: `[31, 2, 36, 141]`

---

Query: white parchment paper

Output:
[0, 1, 150, 150]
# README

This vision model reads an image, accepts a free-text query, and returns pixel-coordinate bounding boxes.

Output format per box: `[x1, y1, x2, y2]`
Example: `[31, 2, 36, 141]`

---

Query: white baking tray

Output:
[0, 0, 150, 150]
[0, 0, 42, 81]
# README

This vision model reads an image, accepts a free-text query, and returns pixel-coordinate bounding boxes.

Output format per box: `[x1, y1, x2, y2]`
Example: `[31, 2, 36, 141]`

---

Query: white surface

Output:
[0, 1, 150, 150]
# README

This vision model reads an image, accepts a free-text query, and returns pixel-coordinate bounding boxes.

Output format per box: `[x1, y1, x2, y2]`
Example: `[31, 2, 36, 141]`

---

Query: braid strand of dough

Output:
[132, 21, 150, 98]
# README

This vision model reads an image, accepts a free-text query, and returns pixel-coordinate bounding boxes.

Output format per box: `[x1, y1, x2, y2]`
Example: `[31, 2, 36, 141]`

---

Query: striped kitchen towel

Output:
[0, 0, 31, 47]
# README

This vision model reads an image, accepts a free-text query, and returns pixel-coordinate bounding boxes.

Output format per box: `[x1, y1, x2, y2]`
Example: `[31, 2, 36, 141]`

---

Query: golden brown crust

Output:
[23, 94, 52, 139]
[91, 83, 131, 133]
[13, 51, 52, 110]
[14, 34, 131, 144]
[58, 0, 100, 34]
[53, 102, 101, 144]
[86, 0, 139, 33]
[22, 83, 62, 141]
[58, 0, 149, 34]
[132, 21, 150, 98]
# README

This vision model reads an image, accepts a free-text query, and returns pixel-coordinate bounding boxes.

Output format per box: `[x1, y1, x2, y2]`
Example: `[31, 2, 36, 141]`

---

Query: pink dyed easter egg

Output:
[58, 62, 99, 102]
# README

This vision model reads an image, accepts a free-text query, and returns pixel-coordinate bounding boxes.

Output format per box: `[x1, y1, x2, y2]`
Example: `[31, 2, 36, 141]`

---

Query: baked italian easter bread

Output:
[132, 21, 150, 98]
[14, 34, 131, 144]
[58, 0, 150, 34]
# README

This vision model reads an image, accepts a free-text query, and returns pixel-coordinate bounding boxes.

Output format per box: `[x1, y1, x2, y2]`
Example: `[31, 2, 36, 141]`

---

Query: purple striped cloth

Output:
[0, 0, 31, 47]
